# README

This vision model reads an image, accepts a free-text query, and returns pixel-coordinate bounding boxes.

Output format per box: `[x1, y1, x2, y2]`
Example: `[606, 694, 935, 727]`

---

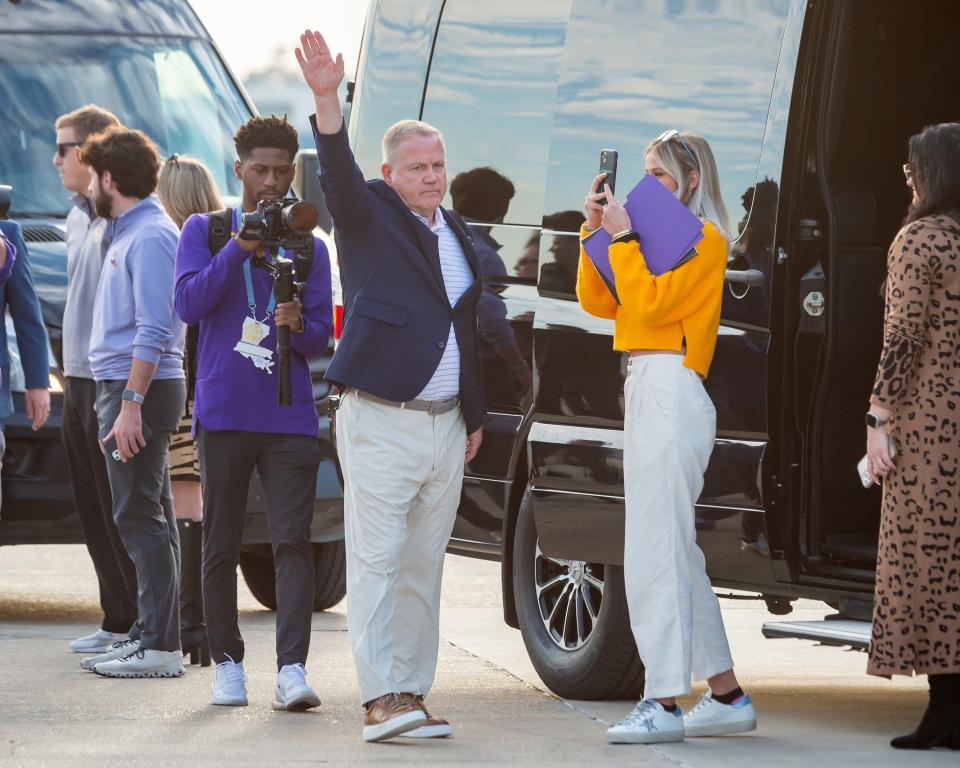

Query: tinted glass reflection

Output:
[0, 36, 248, 216]
[349, 0, 444, 177]
[422, 0, 572, 226]
[544, 0, 791, 233]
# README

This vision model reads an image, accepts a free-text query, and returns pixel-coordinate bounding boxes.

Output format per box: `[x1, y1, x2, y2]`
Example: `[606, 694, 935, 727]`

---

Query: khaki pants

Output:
[623, 355, 734, 699]
[336, 389, 465, 703]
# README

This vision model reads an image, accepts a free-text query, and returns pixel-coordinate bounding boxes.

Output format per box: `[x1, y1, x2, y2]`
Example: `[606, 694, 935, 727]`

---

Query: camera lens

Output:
[282, 201, 320, 234]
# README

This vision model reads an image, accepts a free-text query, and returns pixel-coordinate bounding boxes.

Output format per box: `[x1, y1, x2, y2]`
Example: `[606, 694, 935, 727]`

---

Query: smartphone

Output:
[857, 436, 897, 488]
[596, 148, 618, 205]
[102, 423, 153, 462]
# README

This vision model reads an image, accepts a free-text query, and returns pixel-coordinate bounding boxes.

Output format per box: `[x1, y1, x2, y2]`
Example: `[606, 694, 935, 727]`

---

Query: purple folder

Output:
[582, 174, 705, 303]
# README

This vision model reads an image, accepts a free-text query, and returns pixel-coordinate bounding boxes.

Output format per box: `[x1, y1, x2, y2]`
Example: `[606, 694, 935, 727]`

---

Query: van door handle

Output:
[724, 268, 765, 287]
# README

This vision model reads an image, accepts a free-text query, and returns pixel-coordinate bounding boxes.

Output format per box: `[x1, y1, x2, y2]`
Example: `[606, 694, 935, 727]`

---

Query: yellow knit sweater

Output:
[575, 221, 727, 378]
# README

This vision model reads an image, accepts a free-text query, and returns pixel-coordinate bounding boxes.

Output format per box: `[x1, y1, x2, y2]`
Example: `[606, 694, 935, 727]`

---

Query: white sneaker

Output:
[211, 657, 248, 706]
[272, 663, 321, 711]
[683, 689, 757, 737]
[607, 699, 685, 744]
[94, 649, 184, 678]
[81, 637, 140, 671]
[70, 629, 129, 654]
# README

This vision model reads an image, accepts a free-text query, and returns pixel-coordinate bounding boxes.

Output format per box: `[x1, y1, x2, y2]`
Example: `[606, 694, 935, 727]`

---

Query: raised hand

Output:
[295, 30, 344, 97]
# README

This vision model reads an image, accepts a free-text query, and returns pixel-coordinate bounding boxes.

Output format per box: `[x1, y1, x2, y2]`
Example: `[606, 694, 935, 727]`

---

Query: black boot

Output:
[891, 674, 960, 750]
[177, 519, 210, 667]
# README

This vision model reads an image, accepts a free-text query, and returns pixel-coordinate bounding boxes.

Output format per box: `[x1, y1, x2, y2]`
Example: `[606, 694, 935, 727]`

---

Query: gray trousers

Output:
[197, 429, 320, 669]
[96, 379, 186, 651]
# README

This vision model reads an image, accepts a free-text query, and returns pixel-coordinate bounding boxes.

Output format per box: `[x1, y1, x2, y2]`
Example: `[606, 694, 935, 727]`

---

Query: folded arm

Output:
[610, 223, 726, 326]
[870, 225, 933, 410]
[576, 225, 618, 319]
[175, 214, 247, 325]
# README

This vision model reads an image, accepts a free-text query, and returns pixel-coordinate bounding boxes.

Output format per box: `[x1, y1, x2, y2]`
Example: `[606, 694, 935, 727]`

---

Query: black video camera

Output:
[241, 198, 320, 407]
[239, 197, 319, 253]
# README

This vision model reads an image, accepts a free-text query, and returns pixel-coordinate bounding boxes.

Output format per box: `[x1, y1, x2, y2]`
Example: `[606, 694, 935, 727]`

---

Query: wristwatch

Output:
[865, 411, 889, 428]
[122, 388, 145, 405]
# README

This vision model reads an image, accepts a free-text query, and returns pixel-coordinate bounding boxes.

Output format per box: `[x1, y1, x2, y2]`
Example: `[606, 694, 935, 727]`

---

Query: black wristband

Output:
[611, 230, 639, 245]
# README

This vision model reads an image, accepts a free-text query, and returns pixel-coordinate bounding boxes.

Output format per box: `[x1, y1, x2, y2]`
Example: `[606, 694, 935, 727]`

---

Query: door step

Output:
[762, 619, 870, 650]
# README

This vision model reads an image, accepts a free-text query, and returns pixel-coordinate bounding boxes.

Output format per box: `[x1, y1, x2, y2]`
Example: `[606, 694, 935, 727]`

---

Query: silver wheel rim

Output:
[534, 542, 605, 650]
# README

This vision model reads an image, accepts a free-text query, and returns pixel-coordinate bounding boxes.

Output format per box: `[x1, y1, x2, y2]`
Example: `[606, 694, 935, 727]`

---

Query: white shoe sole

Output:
[71, 644, 113, 654]
[607, 729, 685, 744]
[211, 696, 248, 706]
[684, 717, 757, 738]
[94, 666, 184, 679]
[401, 723, 453, 738]
[362, 710, 427, 742]
[272, 692, 321, 711]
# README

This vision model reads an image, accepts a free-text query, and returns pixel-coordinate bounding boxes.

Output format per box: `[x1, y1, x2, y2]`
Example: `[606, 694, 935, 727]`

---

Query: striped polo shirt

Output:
[412, 208, 473, 400]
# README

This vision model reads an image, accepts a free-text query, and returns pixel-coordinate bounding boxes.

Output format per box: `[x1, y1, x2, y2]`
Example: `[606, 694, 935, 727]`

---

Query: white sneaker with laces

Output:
[211, 657, 248, 706]
[607, 699, 685, 744]
[70, 629, 129, 654]
[94, 648, 184, 678]
[81, 637, 140, 671]
[683, 689, 757, 737]
[272, 663, 321, 711]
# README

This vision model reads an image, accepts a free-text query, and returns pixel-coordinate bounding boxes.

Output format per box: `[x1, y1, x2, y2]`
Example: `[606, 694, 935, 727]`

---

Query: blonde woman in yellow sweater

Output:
[577, 131, 757, 745]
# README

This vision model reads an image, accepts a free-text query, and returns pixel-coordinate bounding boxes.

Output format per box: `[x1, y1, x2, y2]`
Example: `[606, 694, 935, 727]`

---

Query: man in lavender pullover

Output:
[175, 115, 332, 710]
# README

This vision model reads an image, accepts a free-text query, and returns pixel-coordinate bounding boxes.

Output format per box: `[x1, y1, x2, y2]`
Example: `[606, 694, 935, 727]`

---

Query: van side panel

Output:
[528, 0, 805, 591]
[348, 0, 445, 177]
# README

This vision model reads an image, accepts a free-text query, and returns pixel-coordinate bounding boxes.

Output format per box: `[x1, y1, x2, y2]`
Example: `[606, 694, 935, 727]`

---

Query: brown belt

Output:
[352, 388, 460, 415]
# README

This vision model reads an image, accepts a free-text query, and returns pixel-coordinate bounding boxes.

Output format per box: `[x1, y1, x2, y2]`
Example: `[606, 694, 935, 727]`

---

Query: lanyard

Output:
[233, 208, 281, 321]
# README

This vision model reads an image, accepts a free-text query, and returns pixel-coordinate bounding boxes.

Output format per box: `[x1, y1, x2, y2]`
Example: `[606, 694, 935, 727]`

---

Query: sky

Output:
[188, 0, 368, 80]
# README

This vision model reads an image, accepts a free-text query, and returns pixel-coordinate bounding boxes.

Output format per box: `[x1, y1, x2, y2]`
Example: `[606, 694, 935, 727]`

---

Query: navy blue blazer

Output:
[312, 118, 486, 433]
[0, 220, 49, 421]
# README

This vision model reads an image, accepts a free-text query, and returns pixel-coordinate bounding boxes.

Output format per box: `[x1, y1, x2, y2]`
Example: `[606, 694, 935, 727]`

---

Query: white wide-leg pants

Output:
[336, 389, 465, 704]
[623, 354, 734, 700]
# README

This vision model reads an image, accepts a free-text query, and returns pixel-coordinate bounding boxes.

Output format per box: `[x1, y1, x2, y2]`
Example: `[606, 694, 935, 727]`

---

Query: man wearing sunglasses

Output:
[53, 104, 143, 659]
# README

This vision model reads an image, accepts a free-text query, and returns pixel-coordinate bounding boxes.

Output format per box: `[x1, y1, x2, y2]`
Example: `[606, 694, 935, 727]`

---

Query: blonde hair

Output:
[381, 119, 445, 165]
[645, 132, 732, 240]
[157, 155, 224, 229]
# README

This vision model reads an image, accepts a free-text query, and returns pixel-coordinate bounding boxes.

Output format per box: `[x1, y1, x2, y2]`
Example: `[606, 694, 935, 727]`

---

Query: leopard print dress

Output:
[867, 213, 960, 677]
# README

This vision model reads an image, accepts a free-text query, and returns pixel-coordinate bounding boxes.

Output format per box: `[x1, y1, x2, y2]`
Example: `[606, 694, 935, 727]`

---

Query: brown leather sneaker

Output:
[400, 694, 453, 738]
[362, 693, 426, 742]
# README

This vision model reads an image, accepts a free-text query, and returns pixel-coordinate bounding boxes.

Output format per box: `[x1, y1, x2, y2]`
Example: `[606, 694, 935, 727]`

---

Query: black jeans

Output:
[96, 379, 185, 651]
[63, 377, 138, 634]
[198, 429, 320, 669]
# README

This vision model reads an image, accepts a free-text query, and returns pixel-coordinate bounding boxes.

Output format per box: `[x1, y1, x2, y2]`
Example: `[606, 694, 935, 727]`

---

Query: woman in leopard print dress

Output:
[865, 122, 960, 751]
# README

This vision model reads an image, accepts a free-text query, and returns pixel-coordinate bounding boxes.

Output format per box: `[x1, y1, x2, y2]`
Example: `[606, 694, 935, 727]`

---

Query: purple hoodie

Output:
[174, 212, 332, 436]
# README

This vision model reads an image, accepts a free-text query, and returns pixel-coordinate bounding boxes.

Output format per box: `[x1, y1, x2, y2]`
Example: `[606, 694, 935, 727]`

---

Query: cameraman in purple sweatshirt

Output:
[175, 115, 332, 711]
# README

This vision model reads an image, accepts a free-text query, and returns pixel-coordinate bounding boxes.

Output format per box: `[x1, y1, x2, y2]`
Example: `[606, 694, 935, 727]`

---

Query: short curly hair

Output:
[234, 114, 299, 161]
[79, 126, 160, 199]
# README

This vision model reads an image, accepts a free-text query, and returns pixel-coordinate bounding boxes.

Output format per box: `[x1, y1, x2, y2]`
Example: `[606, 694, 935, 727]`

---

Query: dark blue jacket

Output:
[0, 220, 49, 421]
[312, 118, 486, 433]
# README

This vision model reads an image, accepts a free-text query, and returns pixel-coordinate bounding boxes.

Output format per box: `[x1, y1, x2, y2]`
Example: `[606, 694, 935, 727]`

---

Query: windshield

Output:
[0, 35, 251, 217]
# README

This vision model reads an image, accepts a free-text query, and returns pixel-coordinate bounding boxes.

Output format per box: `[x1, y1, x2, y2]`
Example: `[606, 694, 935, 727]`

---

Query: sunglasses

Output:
[655, 129, 699, 169]
[902, 163, 913, 181]
[56, 141, 81, 158]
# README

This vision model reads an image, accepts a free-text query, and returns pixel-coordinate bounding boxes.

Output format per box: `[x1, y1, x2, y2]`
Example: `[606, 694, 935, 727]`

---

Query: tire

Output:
[512, 487, 645, 700]
[239, 541, 347, 612]
[311, 540, 347, 610]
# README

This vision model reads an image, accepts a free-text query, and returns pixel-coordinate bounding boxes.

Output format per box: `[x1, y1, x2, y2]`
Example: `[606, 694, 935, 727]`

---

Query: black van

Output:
[0, 0, 345, 611]
[339, 0, 957, 698]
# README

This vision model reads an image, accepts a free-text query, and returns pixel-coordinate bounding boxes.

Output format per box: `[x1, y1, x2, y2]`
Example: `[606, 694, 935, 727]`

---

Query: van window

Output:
[542, 0, 791, 236]
[421, 0, 572, 230]
[0, 36, 250, 217]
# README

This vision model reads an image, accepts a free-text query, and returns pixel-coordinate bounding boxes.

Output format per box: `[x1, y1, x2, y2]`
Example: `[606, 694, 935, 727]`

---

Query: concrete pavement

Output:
[0, 545, 953, 767]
